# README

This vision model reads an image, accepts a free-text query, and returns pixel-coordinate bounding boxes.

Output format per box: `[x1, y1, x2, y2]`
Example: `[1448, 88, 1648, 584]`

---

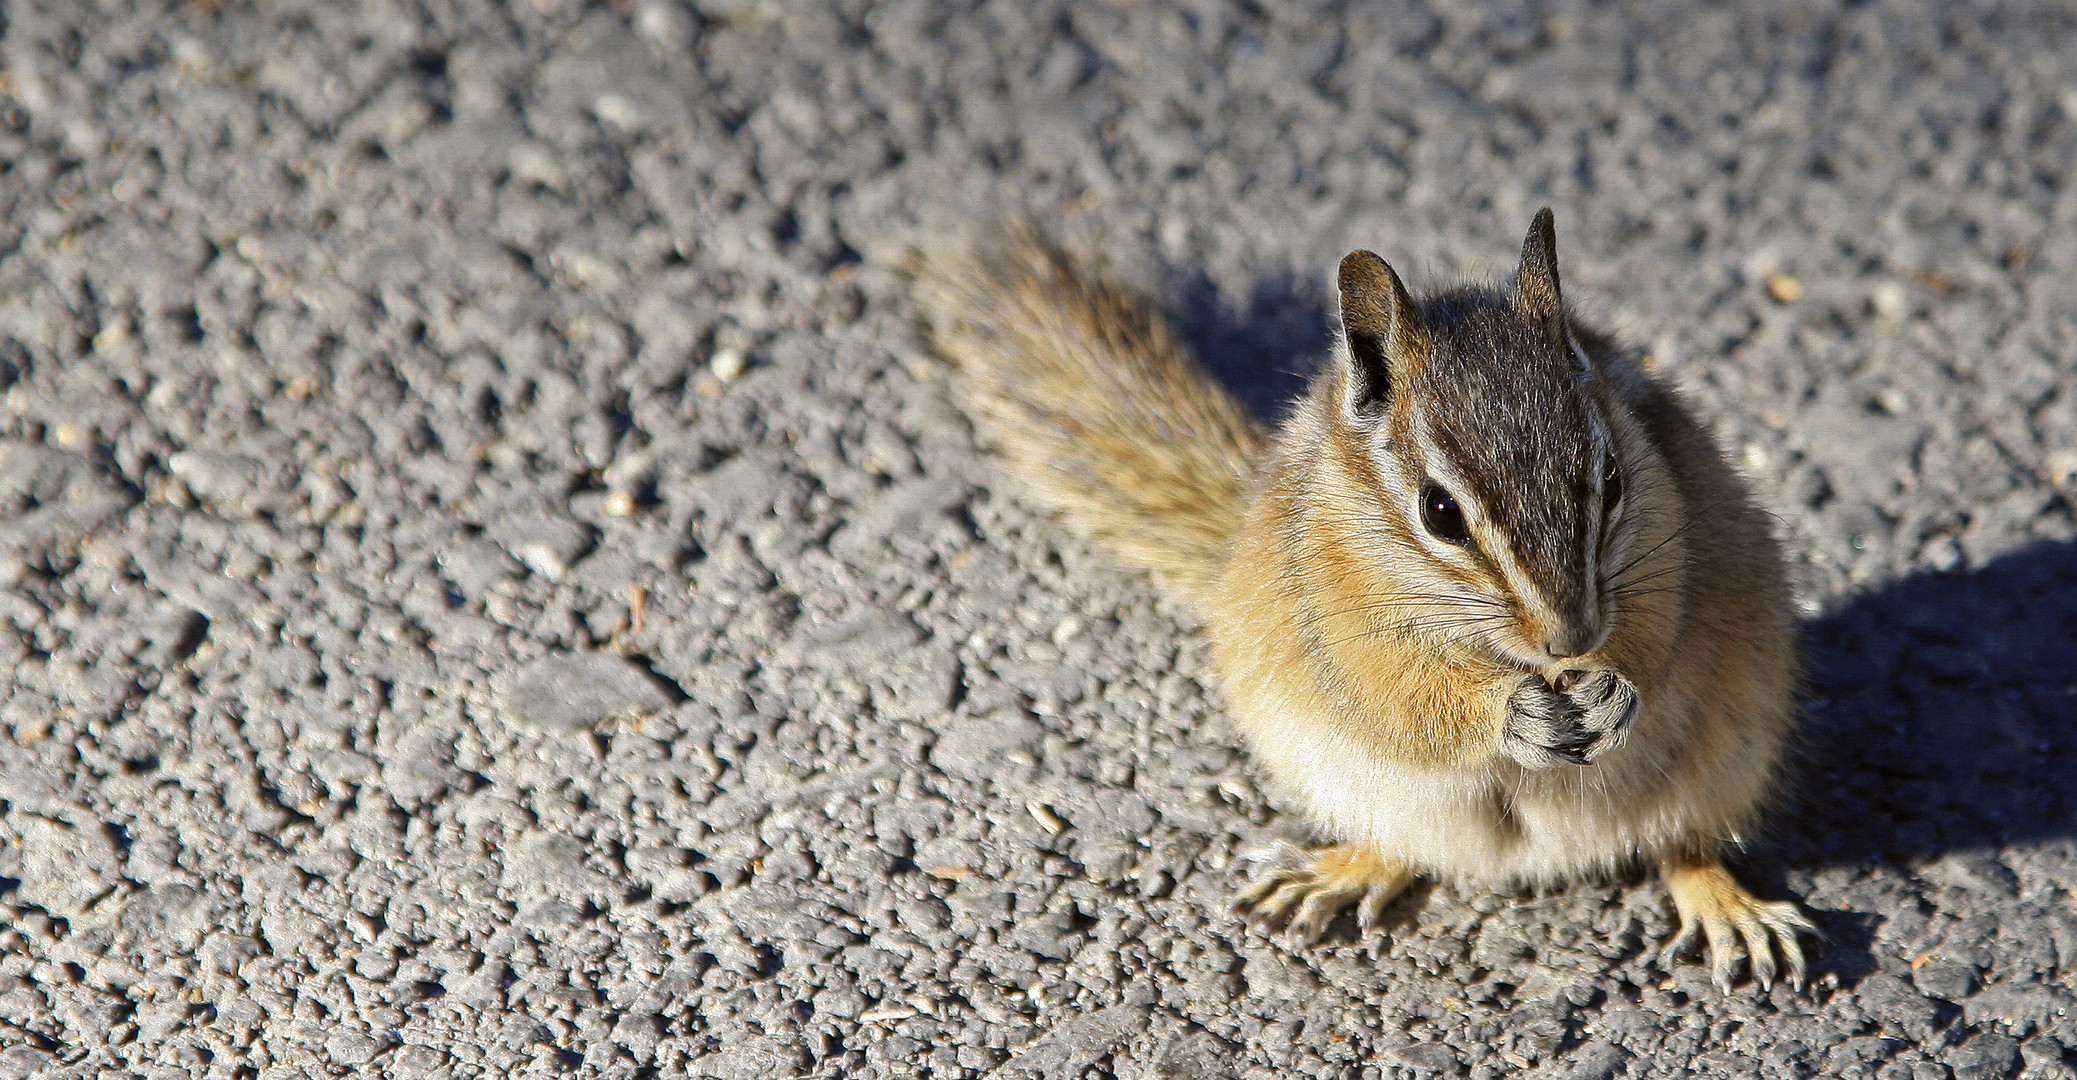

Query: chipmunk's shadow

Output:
[1164, 268, 1331, 423]
[1778, 540, 2077, 874]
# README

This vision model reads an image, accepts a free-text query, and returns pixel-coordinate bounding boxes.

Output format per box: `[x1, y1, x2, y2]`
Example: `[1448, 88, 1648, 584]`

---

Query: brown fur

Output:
[910, 230, 1262, 605]
[913, 214, 1813, 990]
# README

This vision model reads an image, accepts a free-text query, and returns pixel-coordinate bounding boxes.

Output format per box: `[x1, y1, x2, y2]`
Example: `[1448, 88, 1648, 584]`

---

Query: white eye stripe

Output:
[1567, 329, 1594, 378]
[1407, 418, 1561, 616]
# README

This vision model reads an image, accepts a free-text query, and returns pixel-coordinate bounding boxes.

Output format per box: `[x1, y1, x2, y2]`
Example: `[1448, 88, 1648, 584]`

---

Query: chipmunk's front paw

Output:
[1503, 669, 1637, 769]
[1232, 842, 1412, 944]
[1557, 667, 1638, 755]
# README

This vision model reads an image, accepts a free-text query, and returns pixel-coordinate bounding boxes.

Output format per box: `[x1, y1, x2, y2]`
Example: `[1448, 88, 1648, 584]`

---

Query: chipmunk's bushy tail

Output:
[912, 231, 1265, 608]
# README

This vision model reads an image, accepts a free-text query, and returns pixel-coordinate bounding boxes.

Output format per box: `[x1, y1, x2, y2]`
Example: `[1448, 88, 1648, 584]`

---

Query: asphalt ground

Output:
[1, 1, 2075, 1078]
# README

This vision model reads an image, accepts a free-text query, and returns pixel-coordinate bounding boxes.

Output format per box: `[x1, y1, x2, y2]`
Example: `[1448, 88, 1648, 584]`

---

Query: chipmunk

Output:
[912, 210, 1815, 991]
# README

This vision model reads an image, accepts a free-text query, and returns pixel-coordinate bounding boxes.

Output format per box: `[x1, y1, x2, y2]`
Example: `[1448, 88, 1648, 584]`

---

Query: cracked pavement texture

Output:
[1, 1, 2076, 1078]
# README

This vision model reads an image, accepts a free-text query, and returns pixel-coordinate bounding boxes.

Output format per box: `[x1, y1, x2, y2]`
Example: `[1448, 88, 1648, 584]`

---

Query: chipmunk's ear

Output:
[1337, 249, 1428, 423]
[1513, 208, 1564, 336]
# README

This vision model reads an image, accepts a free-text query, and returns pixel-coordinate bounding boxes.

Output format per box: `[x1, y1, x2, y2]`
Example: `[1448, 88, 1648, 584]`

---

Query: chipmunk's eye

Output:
[1420, 483, 1471, 544]
[1601, 455, 1623, 514]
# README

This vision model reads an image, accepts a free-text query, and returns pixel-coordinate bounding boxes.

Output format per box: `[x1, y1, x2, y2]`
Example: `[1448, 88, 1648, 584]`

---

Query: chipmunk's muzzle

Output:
[1542, 623, 1603, 661]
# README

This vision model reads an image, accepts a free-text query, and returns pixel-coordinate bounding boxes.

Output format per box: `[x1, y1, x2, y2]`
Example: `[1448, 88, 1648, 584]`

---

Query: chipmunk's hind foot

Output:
[1662, 857, 1818, 992]
[1234, 841, 1413, 944]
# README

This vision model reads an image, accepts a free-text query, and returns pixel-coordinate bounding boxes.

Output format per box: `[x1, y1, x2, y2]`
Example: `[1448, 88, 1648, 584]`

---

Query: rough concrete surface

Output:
[0, 1, 2074, 1077]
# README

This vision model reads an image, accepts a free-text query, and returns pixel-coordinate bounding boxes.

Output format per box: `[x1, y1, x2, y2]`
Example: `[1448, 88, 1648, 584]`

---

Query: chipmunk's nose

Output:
[1543, 623, 1602, 660]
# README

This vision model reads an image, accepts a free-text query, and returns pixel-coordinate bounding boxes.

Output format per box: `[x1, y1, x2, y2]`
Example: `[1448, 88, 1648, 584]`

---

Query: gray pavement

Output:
[1, 1, 2075, 1077]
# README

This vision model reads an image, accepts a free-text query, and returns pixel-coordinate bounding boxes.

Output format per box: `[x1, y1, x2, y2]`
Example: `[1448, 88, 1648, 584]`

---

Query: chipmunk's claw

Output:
[1233, 842, 1411, 944]
[1662, 858, 1818, 993]
[1232, 840, 1312, 912]
[1356, 880, 1397, 935]
[1235, 876, 1309, 924]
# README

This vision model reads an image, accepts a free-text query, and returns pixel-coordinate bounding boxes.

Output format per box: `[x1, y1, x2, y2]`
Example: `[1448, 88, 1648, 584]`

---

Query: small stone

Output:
[603, 490, 639, 517]
[487, 514, 594, 581]
[2020, 1038, 2070, 1077]
[1391, 1042, 1460, 1073]
[509, 142, 570, 192]
[2043, 448, 2077, 486]
[1050, 615, 1084, 645]
[169, 36, 217, 76]
[51, 422, 85, 449]
[1951, 1033, 2022, 1080]
[1912, 959, 1981, 1001]
[593, 93, 643, 131]
[503, 831, 611, 900]
[930, 710, 1043, 773]
[636, 1, 691, 45]
[167, 450, 268, 511]
[389, 1045, 449, 1080]
[1559, 1042, 1632, 1080]
[493, 652, 673, 730]
[91, 319, 133, 355]
[326, 1029, 385, 1066]
[13, 817, 119, 916]
[1963, 986, 2068, 1037]
[709, 348, 747, 382]
[1765, 272, 1804, 303]
[0, 1047, 56, 1080]
[439, 537, 523, 596]
[804, 609, 926, 667]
